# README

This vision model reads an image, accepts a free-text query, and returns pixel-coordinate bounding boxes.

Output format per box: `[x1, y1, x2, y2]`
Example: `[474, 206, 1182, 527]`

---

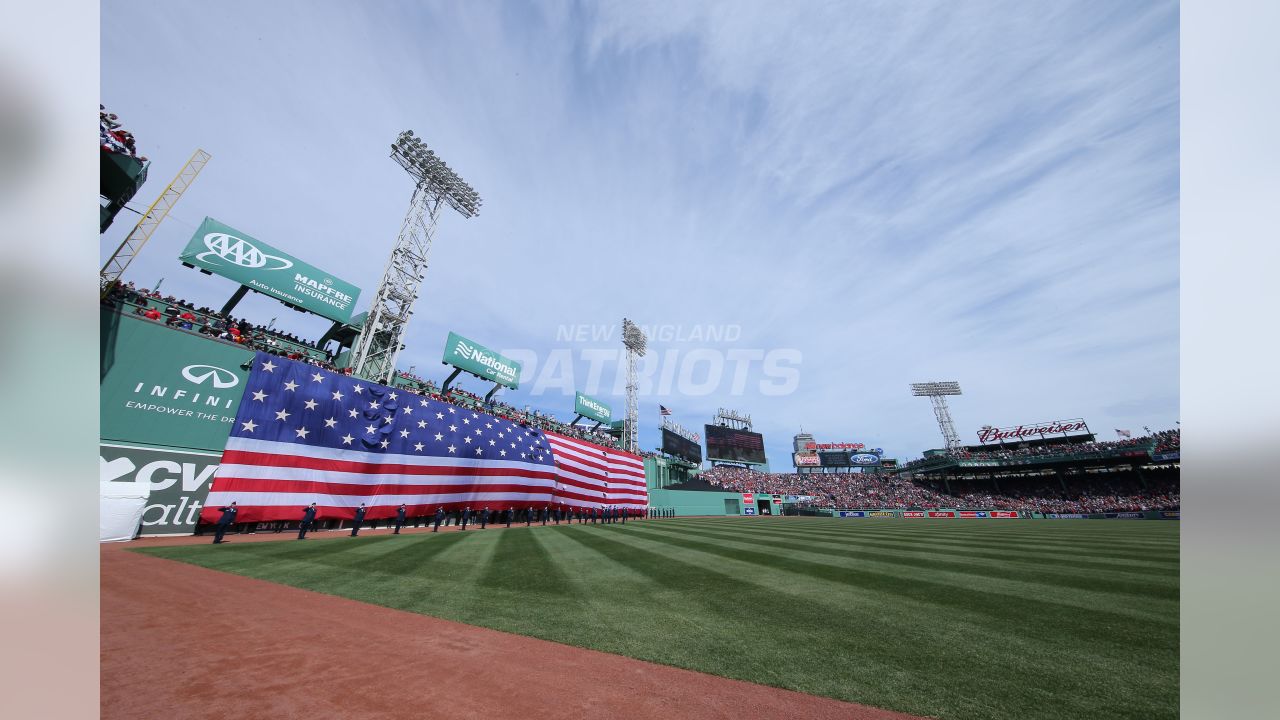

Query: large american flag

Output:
[544, 431, 647, 511]
[201, 353, 646, 523]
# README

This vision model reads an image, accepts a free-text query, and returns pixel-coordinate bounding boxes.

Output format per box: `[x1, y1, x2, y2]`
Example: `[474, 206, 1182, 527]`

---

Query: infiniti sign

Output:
[197, 232, 294, 270]
[181, 364, 240, 389]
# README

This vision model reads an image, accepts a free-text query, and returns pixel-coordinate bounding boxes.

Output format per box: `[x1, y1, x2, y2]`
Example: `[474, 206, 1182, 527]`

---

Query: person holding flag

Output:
[297, 502, 317, 540]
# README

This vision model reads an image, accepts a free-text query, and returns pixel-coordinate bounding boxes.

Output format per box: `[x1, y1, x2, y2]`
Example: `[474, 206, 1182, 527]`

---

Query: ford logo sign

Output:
[851, 453, 880, 465]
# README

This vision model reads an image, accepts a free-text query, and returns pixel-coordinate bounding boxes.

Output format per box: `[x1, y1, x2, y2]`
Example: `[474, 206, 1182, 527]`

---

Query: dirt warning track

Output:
[101, 538, 923, 720]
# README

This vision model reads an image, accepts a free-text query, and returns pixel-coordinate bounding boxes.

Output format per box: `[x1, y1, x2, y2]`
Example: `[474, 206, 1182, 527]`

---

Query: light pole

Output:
[351, 130, 481, 384]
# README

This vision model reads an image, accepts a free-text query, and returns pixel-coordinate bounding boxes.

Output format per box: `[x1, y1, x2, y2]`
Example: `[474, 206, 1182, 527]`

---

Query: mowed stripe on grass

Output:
[136, 517, 1178, 720]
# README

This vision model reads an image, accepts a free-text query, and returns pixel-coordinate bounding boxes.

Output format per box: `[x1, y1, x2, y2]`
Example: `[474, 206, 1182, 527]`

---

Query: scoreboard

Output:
[705, 425, 767, 464]
[661, 428, 703, 465]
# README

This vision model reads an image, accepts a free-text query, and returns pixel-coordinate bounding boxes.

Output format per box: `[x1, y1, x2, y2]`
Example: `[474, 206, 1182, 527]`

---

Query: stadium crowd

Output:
[103, 282, 635, 452]
[896, 430, 1177, 472]
[699, 463, 1179, 513]
[101, 104, 146, 163]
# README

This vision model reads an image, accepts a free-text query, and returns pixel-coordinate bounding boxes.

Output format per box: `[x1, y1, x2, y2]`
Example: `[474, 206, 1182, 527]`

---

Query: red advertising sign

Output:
[804, 442, 865, 450]
[742, 493, 754, 503]
[901, 511, 926, 518]
[927, 511, 956, 518]
[989, 511, 1019, 518]
[977, 419, 1089, 444]
[793, 452, 820, 466]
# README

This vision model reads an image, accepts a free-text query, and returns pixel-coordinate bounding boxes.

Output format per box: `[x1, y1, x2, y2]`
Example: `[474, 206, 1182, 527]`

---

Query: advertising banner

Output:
[976, 418, 1089, 444]
[442, 331, 521, 388]
[742, 493, 755, 504]
[958, 511, 989, 518]
[1159, 511, 1181, 519]
[1152, 451, 1180, 462]
[100, 443, 221, 536]
[1104, 512, 1146, 519]
[927, 510, 957, 518]
[850, 453, 881, 465]
[901, 511, 926, 518]
[838, 511, 867, 518]
[794, 452, 820, 466]
[868, 511, 896, 518]
[989, 511, 1019, 518]
[178, 217, 361, 323]
[574, 392, 612, 424]
[1052, 513, 1088, 519]
[101, 309, 253, 452]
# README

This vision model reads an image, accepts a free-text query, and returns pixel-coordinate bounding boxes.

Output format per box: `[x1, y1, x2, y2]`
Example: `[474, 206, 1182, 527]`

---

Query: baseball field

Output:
[135, 517, 1178, 720]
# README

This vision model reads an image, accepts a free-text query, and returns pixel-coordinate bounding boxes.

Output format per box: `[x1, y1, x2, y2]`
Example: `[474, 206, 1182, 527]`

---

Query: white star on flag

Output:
[241, 420, 257, 432]
[323, 418, 337, 428]
[252, 390, 268, 402]
[303, 399, 318, 410]
[311, 372, 324, 383]
[283, 380, 299, 392]
[332, 390, 344, 401]
[341, 434, 354, 445]
[275, 409, 290, 421]
[295, 427, 309, 439]
[260, 360, 276, 372]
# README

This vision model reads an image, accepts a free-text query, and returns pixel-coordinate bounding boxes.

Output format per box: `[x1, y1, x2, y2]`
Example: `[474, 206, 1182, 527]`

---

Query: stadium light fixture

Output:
[910, 380, 963, 451]
[622, 318, 647, 357]
[911, 381, 962, 396]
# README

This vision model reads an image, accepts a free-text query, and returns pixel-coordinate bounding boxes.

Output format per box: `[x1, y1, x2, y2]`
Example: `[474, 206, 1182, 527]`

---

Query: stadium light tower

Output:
[350, 130, 481, 384]
[622, 318, 647, 453]
[910, 381, 963, 452]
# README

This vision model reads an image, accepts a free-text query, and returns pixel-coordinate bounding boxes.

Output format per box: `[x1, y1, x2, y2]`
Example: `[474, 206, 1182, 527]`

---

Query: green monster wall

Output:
[101, 308, 255, 535]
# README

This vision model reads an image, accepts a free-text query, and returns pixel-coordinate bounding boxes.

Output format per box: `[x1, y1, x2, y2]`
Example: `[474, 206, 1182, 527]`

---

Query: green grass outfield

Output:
[137, 517, 1178, 720]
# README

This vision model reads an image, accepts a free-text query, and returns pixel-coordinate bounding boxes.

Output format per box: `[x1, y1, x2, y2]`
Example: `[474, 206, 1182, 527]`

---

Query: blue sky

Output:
[101, 0, 1179, 466]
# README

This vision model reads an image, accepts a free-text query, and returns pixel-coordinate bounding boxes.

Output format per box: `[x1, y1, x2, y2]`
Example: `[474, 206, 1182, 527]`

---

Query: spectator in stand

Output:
[142, 306, 162, 321]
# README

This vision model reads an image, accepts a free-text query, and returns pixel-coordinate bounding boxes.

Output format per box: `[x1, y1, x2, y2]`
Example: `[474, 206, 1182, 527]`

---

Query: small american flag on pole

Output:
[1115, 429, 1131, 438]
[659, 405, 672, 416]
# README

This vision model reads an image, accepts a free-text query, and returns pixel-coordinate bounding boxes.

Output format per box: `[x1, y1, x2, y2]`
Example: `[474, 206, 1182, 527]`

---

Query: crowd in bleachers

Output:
[104, 282, 639, 453]
[105, 281, 339, 368]
[101, 105, 146, 163]
[699, 464, 1179, 513]
[1152, 429, 1180, 454]
[896, 431, 1176, 472]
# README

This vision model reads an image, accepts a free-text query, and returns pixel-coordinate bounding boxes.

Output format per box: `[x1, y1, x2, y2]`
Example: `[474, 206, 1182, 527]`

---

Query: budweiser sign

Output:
[976, 419, 1089, 444]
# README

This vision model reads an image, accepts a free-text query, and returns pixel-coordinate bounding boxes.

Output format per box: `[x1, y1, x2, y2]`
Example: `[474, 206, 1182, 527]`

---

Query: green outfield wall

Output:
[101, 308, 254, 535]
[647, 488, 781, 516]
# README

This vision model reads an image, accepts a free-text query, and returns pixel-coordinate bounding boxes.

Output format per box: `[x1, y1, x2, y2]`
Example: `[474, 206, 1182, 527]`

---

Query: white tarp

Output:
[100, 478, 148, 543]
